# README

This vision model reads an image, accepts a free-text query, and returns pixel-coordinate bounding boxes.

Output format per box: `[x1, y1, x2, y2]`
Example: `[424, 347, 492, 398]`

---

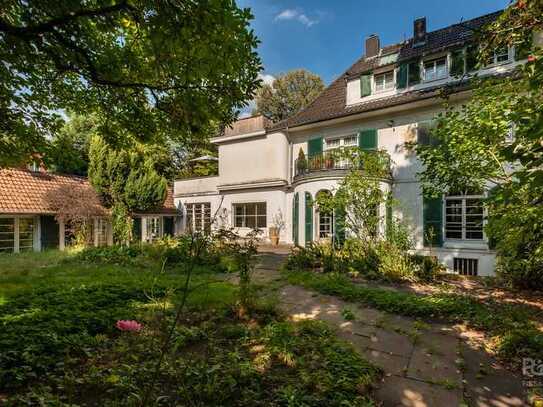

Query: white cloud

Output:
[259, 73, 275, 86]
[274, 8, 318, 27]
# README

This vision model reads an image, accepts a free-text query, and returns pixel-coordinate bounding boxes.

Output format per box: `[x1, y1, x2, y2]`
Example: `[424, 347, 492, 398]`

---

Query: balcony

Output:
[294, 151, 353, 179]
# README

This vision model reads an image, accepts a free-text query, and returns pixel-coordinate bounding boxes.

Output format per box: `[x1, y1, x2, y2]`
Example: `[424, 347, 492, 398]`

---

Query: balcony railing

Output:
[294, 151, 353, 178]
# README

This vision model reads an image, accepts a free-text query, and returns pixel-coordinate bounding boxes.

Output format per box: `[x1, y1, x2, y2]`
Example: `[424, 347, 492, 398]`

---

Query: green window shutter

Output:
[358, 128, 377, 151]
[335, 205, 346, 246]
[304, 192, 313, 245]
[397, 63, 408, 89]
[408, 60, 421, 85]
[293, 193, 299, 246]
[450, 48, 465, 77]
[307, 137, 323, 156]
[423, 195, 443, 247]
[466, 44, 479, 72]
[360, 74, 372, 97]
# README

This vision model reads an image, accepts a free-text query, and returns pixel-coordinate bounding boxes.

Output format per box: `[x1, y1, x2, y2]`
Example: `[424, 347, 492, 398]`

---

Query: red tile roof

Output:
[0, 168, 178, 216]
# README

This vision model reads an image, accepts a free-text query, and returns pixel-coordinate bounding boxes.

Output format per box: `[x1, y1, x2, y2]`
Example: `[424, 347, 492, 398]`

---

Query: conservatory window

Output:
[0, 218, 15, 252]
[96, 218, 109, 246]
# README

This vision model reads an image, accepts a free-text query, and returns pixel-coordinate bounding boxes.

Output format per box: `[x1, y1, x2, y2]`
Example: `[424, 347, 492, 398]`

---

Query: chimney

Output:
[413, 17, 427, 45]
[365, 34, 380, 58]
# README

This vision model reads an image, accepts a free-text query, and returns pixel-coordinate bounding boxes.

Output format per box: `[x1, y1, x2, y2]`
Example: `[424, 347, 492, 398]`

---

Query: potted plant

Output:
[325, 153, 334, 169]
[296, 148, 307, 174]
[269, 210, 285, 246]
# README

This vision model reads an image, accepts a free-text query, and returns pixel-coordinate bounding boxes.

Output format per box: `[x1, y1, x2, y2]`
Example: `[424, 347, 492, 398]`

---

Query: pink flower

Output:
[528, 55, 536, 62]
[116, 320, 142, 332]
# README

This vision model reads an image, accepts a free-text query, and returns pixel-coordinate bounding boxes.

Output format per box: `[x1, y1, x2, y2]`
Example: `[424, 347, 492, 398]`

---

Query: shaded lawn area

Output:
[283, 268, 543, 367]
[0, 250, 380, 406]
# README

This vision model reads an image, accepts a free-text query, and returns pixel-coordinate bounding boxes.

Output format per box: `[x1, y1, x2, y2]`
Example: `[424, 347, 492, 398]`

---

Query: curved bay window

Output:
[316, 190, 334, 240]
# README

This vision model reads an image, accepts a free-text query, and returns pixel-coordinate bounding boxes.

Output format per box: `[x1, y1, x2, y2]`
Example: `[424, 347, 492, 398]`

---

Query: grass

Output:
[0, 249, 380, 406]
[283, 268, 543, 364]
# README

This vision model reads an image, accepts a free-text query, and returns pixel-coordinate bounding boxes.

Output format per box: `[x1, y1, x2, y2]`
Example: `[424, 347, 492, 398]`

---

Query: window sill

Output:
[443, 240, 488, 250]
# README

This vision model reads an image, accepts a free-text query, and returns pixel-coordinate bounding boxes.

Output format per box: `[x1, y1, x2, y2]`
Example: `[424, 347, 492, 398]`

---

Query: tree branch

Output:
[0, 1, 134, 37]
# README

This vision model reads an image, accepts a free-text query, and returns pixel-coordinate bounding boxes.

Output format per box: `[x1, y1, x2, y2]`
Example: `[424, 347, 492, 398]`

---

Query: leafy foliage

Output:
[285, 240, 442, 283]
[88, 135, 168, 242]
[0, 249, 380, 406]
[315, 149, 392, 243]
[412, 2, 543, 289]
[255, 69, 324, 122]
[0, 1, 261, 166]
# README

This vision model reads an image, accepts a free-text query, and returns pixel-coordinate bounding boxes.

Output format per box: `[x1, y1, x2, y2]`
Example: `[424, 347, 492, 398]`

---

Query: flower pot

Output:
[271, 235, 279, 246]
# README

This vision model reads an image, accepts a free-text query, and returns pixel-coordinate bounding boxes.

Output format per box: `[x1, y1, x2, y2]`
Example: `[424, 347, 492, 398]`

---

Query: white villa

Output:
[174, 11, 526, 277]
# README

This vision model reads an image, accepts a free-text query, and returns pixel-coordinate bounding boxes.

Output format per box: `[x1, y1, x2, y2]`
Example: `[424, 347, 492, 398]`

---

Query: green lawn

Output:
[0, 249, 380, 406]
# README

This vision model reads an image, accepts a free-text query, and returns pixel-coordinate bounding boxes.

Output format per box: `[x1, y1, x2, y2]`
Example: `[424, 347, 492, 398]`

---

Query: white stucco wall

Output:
[217, 132, 289, 187]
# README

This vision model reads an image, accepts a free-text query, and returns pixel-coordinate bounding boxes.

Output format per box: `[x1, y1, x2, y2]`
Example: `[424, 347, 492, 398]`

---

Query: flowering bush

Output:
[116, 320, 142, 332]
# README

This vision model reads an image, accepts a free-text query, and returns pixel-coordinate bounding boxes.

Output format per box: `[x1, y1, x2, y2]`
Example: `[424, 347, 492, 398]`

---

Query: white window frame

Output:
[373, 70, 395, 93]
[318, 208, 334, 239]
[444, 194, 485, 241]
[324, 134, 358, 151]
[185, 202, 211, 233]
[423, 56, 448, 82]
[0, 215, 37, 253]
[233, 202, 267, 229]
[145, 216, 162, 242]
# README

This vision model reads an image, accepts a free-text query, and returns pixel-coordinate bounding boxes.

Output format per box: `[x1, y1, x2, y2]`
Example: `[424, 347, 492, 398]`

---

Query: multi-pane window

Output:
[0, 218, 15, 252]
[0, 217, 35, 253]
[96, 218, 109, 246]
[374, 71, 394, 92]
[185, 203, 211, 233]
[18, 218, 34, 252]
[145, 217, 161, 242]
[324, 135, 358, 150]
[494, 47, 510, 63]
[423, 57, 447, 81]
[445, 195, 484, 240]
[319, 210, 333, 239]
[233, 202, 266, 228]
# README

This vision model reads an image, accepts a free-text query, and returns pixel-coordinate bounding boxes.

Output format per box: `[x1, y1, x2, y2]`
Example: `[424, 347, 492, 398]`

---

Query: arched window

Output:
[316, 190, 333, 240]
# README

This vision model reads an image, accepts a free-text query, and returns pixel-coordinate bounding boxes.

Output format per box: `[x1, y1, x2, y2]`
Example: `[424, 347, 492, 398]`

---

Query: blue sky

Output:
[237, 0, 510, 85]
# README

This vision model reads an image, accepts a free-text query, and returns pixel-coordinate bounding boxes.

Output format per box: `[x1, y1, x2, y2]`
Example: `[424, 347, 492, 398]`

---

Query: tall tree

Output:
[49, 113, 98, 176]
[0, 1, 261, 166]
[413, 1, 543, 289]
[255, 69, 324, 122]
[88, 135, 168, 243]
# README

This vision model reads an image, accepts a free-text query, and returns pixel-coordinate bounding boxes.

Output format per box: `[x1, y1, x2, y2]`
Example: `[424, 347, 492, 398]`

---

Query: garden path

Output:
[253, 249, 527, 407]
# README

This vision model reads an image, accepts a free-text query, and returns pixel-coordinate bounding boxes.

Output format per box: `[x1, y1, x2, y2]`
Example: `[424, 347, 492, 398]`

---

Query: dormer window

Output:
[374, 71, 394, 92]
[423, 57, 447, 82]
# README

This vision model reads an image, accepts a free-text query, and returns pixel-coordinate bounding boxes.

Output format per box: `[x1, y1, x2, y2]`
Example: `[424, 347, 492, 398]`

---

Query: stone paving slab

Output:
[375, 375, 463, 406]
[254, 252, 527, 407]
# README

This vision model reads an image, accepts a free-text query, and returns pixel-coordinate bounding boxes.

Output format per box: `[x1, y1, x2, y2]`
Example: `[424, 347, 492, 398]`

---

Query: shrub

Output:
[410, 254, 445, 282]
[285, 239, 441, 283]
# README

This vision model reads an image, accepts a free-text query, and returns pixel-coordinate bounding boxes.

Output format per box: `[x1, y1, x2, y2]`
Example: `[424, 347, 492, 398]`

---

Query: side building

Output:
[175, 11, 525, 276]
[0, 167, 181, 253]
